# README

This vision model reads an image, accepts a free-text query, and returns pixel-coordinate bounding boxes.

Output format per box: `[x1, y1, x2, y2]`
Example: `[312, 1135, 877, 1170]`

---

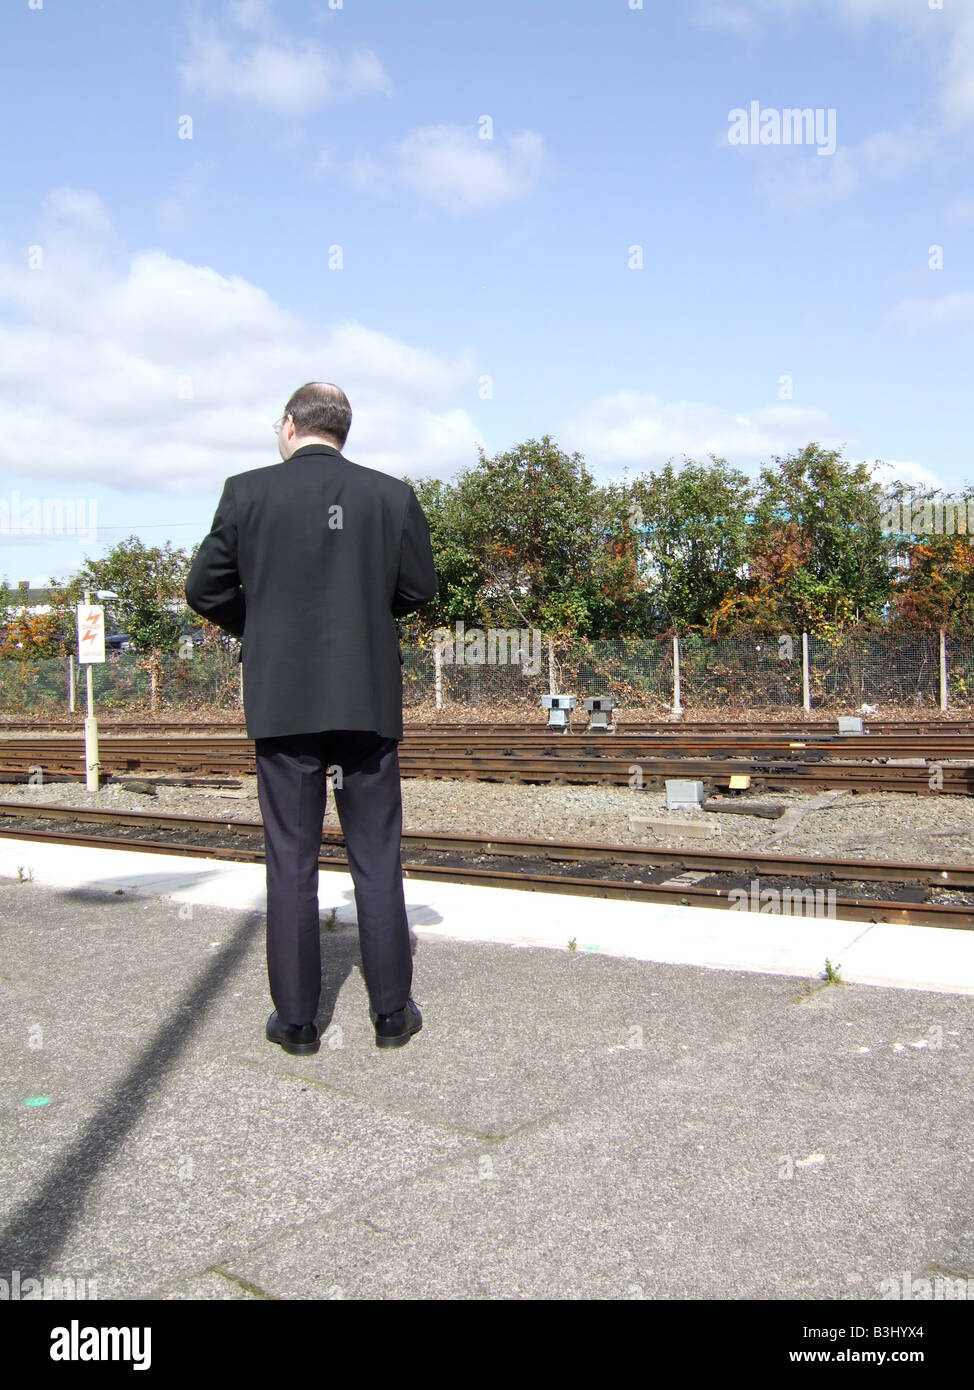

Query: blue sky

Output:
[1, 0, 972, 586]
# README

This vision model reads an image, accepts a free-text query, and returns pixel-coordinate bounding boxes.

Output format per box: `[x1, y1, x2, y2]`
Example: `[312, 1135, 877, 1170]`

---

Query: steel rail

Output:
[1, 801, 973, 928]
[6, 730, 974, 749]
[2, 743, 973, 793]
[7, 717, 974, 737]
[1, 799, 974, 882]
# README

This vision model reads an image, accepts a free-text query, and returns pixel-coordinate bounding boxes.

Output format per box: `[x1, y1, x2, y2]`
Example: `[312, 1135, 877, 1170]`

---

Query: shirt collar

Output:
[287, 444, 343, 460]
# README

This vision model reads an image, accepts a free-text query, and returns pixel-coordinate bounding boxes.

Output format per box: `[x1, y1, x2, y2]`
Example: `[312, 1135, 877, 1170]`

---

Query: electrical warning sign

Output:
[77, 604, 105, 663]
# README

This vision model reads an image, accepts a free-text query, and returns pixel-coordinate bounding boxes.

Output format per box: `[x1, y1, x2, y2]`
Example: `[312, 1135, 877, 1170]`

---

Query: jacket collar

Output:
[287, 444, 343, 460]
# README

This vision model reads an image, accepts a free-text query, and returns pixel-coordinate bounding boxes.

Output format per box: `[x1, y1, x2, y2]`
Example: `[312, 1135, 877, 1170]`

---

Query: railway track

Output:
[6, 717, 974, 737]
[1, 734, 972, 794]
[1, 800, 973, 928]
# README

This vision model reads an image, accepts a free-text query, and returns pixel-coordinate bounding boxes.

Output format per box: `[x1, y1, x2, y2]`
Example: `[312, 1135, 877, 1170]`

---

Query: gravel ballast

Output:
[2, 776, 974, 866]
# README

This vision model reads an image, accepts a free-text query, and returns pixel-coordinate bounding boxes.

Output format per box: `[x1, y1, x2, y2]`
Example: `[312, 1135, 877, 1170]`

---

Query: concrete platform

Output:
[1, 834, 973, 996]
[1, 836, 973, 1301]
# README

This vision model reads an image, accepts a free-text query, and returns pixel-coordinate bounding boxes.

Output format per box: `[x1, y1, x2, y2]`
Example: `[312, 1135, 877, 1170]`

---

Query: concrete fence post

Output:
[672, 634, 683, 716]
[802, 632, 811, 713]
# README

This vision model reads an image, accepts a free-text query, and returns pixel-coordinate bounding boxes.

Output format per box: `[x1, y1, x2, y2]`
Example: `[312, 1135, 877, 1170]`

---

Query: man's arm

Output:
[185, 478, 246, 638]
[392, 487, 438, 616]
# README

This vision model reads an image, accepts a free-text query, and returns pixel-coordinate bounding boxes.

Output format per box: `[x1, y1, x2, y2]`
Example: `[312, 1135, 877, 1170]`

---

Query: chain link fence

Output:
[676, 633, 802, 708]
[808, 631, 941, 707]
[405, 631, 956, 713]
[0, 646, 241, 715]
[0, 631, 968, 716]
[402, 637, 674, 711]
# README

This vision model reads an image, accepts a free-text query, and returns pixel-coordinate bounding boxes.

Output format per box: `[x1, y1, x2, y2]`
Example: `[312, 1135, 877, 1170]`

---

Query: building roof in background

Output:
[2, 587, 55, 607]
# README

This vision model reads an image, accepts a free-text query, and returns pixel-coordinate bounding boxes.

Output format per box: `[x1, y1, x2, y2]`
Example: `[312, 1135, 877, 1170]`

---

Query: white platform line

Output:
[2, 836, 974, 996]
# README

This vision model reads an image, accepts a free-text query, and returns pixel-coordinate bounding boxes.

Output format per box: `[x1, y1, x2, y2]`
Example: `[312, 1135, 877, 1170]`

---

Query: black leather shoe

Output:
[265, 1011, 320, 1055]
[369, 997, 422, 1049]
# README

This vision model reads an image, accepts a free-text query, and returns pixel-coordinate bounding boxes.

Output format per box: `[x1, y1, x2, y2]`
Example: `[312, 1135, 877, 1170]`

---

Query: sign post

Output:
[672, 634, 683, 717]
[77, 593, 105, 791]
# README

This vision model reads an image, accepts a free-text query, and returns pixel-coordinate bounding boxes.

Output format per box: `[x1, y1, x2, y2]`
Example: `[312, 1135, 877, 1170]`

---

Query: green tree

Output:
[623, 457, 754, 632]
[451, 436, 612, 640]
[736, 444, 893, 633]
[583, 478, 657, 638]
[0, 579, 71, 659]
[400, 475, 489, 638]
[60, 537, 194, 654]
[889, 530, 974, 634]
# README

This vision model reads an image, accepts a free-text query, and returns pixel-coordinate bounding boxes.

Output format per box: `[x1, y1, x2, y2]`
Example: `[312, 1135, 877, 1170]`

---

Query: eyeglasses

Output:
[272, 416, 289, 434]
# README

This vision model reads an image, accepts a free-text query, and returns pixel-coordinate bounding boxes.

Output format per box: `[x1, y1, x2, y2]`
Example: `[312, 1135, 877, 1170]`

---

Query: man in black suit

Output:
[185, 381, 438, 1054]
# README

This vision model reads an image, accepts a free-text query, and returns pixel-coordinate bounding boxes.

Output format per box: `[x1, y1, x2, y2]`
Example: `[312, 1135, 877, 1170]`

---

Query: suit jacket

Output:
[185, 444, 438, 741]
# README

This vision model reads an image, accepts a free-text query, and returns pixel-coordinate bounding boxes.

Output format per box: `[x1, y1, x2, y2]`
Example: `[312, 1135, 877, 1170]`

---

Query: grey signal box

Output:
[541, 694, 577, 730]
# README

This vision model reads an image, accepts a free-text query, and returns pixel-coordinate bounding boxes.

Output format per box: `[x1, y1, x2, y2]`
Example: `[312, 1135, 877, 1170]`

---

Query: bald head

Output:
[278, 381, 352, 458]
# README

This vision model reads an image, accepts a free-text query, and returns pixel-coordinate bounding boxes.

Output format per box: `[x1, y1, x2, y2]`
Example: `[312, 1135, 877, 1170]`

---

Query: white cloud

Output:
[754, 146, 860, 207]
[0, 189, 483, 494]
[942, 11, 974, 127]
[179, 4, 391, 115]
[698, 0, 974, 130]
[831, 0, 930, 22]
[693, 3, 764, 35]
[700, 0, 937, 31]
[754, 121, 934, 207]
[227, 0, 274, 31]
[564, 390, 844, 470]
[320, 322, 476, 401]
[720, 106, 939, 207]
[39, 187, 114, 243]
[310, 149, 390, 194]
[344, 49, 392, 97]
[155, 160, 213, 230]
[351, 407, 484, 479]
[394, 126, 545, 214]
[313, 127, 545, 211]
[859, 124, 938, 176]
[867, 457, 943, 492]
[347, 156, 391, 194]
[835, 0, 974, 130]
[885, 290, 974, 332]
[946, 194, 974, 224]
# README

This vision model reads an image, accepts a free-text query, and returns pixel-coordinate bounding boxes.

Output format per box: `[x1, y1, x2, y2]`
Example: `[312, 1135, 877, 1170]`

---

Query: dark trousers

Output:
[254, 730, 412, 1023]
